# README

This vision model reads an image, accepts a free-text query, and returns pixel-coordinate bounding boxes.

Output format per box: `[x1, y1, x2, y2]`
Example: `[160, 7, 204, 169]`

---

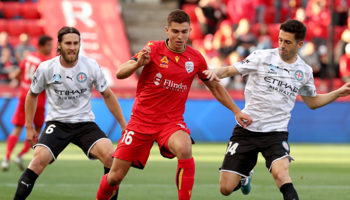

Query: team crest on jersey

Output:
[175, 56, 179, 62]
[294, 70, 304, 81]
[53, 74, 61, 83]
[282, 141, 289, 151]
[76, 72, 87, 83]
[185, 61, 194, 73]
[160, 56, 169, 68]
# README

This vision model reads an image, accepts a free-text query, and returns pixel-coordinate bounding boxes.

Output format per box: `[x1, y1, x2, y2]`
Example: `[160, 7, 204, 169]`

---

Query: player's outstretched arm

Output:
[101, 87, 127, 132]
[301, 82, 350, 109]
[25, 90, 39, 147]
[203, 65, 240, 81]
[204, 80, 252, 128]
[116, 46, 151, 79]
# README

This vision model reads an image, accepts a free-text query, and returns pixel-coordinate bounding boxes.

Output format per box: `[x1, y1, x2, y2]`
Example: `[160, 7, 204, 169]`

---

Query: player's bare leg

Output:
[168, 130, 194, 200]
[14, 146, 53, 200]
[271, 157, 299, 200]
[219, 171, 241, 195]
[96, 158, 132, 200]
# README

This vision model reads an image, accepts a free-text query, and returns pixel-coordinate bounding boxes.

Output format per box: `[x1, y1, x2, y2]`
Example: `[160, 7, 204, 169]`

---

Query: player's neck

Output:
[165, 39, 186, 53]
[280, 55, 297, 64]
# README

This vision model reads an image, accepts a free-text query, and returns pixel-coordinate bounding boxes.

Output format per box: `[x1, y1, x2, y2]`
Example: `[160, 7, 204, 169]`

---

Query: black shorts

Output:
[34, 121, 108, 163]
[220, 125, 293, 177]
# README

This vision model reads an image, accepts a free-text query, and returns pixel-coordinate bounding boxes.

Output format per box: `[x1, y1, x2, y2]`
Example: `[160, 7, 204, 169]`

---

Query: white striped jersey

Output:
[234, 48, 317, 132]
[30, 55, 108, 123]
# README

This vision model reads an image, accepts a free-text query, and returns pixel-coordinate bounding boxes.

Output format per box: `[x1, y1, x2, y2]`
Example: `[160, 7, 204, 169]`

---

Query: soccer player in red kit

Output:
[1, 35, 52, 171]
[96, 9, 252, 200]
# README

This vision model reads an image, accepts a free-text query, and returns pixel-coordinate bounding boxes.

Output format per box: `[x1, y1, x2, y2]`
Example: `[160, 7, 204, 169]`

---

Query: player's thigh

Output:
[35, 121, 72, 162]
[260, 132, 293, 171]
[89, 137, 114, 167]
[220, 125, 259, 177]
[157, 121, 192, 159]
[113, 129, 156, 169]
[71, 122, 109, 160]
[108, 158, 132, 185]
[219, 171, 241, 191]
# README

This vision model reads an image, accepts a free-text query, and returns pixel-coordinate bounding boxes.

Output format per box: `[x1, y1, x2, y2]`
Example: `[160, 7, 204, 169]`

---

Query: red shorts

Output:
[113, 121, 190, 169]
[11, 94, 45, 127]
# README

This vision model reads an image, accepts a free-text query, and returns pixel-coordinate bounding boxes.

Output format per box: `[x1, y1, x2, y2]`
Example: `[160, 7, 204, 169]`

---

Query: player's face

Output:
[42, 40, 53, 56]
[166, 22, 191, 52]
[278, 30, 303, 63]
[58, 33, 80, 66]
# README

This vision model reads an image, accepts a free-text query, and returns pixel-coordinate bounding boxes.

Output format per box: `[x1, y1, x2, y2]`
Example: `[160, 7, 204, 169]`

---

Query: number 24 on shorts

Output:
[226, 142, 239, 155]
[121, 130, 134, 145]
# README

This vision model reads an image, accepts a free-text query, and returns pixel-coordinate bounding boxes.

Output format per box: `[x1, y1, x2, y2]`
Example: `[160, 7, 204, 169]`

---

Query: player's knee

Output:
[220, 185, 233, 196]
[107, 173, 122, 186]
[28, 156, 48, 175]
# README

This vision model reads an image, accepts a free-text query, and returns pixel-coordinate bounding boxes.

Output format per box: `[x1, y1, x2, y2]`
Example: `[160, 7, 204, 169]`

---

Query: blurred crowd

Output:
[180, 0, 350, 91]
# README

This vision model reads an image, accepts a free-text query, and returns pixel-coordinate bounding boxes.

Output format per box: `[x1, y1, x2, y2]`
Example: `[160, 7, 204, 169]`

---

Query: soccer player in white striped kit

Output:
[204, 19, 350, 200]
[13, 27, 126, 200]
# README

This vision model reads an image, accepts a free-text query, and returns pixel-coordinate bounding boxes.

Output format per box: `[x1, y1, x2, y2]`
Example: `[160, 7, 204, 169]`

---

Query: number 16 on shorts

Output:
[226, 142, 239, 155]
[121, 130, 134, 145]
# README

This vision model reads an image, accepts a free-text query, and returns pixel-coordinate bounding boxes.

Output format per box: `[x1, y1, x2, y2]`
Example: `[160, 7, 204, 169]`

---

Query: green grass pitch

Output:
[1, 142, 349, 200]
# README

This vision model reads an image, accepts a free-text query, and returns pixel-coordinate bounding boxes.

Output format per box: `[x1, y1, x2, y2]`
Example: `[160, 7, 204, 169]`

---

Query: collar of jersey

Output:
[165, 38, 186, 53]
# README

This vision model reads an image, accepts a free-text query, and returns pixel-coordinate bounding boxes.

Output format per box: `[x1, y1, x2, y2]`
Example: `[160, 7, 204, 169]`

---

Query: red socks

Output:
[18, 140, 31, 157]
[96, 174, 119, 200]
[6, 135, 19, 160]
[176, 157, 195, 200]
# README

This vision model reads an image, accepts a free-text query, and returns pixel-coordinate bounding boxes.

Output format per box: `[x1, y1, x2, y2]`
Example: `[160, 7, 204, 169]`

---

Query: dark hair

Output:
[38, 35, 52, 47]
[167, 9, 191, 26]
[57, 26, 80, 43]
[280, 19, 307, 41]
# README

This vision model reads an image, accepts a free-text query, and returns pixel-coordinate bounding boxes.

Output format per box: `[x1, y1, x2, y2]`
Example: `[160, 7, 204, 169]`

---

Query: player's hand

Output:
[26, 127, 38, 147]
[337, 82, 350, 97]
[137, 46, 151, 67]
[203, 68, 220, 82]
[235, 112, 252, 128]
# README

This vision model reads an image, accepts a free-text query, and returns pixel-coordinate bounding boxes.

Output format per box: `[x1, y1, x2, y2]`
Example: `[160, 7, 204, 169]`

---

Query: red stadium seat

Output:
[182, 4, 198, 23]
[6, 19, 26, 36]
[0, 19, 6, 32]
[20, 3, 40, 19]
[268, 23, 280, 48]
[2, 2, 21, 19]
[25, 20, 45, 37]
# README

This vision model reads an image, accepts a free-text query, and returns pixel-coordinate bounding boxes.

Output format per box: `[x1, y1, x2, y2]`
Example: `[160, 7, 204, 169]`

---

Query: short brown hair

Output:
[167, 9, 191, 26]
[280, 19, 307, 41]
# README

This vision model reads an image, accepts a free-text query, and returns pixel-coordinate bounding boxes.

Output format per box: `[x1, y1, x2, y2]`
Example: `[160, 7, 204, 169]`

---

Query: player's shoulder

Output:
[146, 40, 163, 50]
[185, 45, 204, 58]
[38, 56, 59, 69]
[297, 55, 313, 72]
[79, 54, 99, 66]
[252, 48, 277, 57]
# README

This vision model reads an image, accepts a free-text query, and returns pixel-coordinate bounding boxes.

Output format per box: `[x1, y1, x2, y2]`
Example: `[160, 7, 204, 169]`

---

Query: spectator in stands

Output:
[339, 43, 350, 82]
[334, 0, 350, 26]
[234, 19, 256, 58]
[300, 42, 321, 77]
[0, 47, 17, 84]
[0, 31, 15, 59]
[213, 20, 237, 57]
[195, 0, 227, 35]
[226, 0, 256, 24]
[256, 23, 272, 50]
[318, 44, 330, 92]
[15, 33, 36, 63]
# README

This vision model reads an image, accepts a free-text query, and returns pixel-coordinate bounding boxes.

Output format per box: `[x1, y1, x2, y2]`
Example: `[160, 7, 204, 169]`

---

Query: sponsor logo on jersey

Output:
[294, 70, 304, 81]
[153, 72, 187, 92]
[175, 56, 179, 62]
[268, 64, 278, 74]
[66, 76, 73, 81]
[53, 73, 61, 83]
[76, 72, 87, 83]
[282, 141, 289, 151]
[185, 61, 194, 73]
[160, 56, 169, 68]
[264, 76, 299, 96]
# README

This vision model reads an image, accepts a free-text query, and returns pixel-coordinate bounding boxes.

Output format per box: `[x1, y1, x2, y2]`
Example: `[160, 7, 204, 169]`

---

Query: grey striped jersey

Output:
[234, 48, 317, 132]
[30, 55, 108, 123]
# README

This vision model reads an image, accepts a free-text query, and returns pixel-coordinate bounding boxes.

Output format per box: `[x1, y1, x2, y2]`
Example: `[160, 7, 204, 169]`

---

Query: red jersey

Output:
[127, 40, 208, 133]
[19, 52, 49, 102]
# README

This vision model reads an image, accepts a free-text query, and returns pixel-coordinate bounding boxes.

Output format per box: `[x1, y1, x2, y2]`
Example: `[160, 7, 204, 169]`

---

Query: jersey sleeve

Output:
[299, 70, 317, 97]
[233, 50, 261, 75]
[30, 63, 46, 94]
[94, 64, 108, 93]
[196, 52, 209, 80]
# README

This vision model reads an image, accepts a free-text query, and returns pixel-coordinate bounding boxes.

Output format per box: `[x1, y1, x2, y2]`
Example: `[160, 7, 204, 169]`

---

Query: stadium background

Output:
[0, 0, 350, 143]
[0, 1, 349, 200]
